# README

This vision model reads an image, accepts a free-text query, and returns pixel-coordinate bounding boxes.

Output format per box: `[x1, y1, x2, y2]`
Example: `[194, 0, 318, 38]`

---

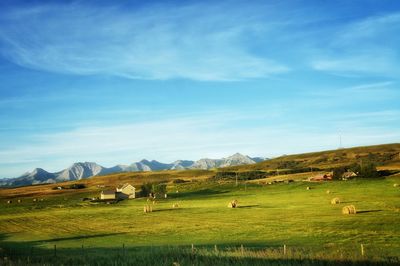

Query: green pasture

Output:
[1, 176, 400, 265]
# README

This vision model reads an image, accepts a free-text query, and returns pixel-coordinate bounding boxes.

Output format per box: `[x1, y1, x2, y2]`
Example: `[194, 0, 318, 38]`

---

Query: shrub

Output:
[68, 184, 86, 189]
[140, 183, 153, 197]
[213, 171, 267, 181]
[351, 161, 379, 178]
[332, 167, 346, 180]
[172, 179, 186, 184]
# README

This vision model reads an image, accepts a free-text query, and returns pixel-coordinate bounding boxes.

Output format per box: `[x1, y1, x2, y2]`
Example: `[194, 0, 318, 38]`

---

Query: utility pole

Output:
[235, 172, 238, 187]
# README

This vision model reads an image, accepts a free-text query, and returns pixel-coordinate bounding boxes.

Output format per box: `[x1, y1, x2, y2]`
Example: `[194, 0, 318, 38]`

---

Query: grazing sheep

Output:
[342, 205, 357, 214]
[228, 200, 238, 208]
[17, 199, 21, 203]
[33, 198, 37, 202]
[331, 198, 340, 205]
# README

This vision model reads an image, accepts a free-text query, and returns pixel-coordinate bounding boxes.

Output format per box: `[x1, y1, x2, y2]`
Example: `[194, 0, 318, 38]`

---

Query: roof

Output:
[101, 190, 116, 195]
[342, 171, 357, 178]
[118, 183, 134, 189]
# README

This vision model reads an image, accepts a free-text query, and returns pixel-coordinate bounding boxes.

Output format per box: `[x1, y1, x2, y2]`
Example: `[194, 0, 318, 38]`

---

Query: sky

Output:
[0, 0, 400, 178]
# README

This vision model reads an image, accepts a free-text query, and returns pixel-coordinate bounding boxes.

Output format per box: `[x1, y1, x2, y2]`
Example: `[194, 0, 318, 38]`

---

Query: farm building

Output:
[100, 183, 136, 200]
[116, 183, 136, 199]
[342, 171, 357, 180]
[308, 173, 333, 181]
[100, 190, 117, 200]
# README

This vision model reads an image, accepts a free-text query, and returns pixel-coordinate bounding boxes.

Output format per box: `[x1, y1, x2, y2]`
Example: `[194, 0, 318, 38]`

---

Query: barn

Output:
[100, 190, 116, 200]
[116, 183, 136, 199]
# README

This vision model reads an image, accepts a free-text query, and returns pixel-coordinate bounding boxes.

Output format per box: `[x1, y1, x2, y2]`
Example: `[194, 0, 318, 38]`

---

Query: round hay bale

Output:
[331, 198, 340, 205]
[342, 205, 356, 214]
[394, 183, 399, 187]
[6, 200, 12, 204]
[228, 200, 238, 208]
[17, 199, 21, 203]
[144, 205, 153, 213]
[326, 190, 330, 194]
[306, 187, 311, 190]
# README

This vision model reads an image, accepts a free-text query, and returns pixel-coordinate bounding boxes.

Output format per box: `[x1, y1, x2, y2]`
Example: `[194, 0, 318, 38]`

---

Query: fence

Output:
[0, 243, 399, 266]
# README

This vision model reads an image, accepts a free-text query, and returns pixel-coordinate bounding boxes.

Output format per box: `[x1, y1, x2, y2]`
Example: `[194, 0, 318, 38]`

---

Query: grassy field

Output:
[1, 144, 400, 265]
[1, 174, 400, 265]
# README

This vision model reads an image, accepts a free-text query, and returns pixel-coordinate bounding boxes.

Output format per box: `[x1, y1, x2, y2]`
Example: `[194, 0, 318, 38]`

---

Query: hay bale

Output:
[228, 200, 238, 208]
[342, 205, 356, 214]
[394, 183, 399, 187]
[172, 203, 179, 208]
[6, 200, 12, 204]
[144, 205, 153, 213]
[33, 198, 37, 202]
[326, 190, 330, 194]
[331, 197, 340, 205]
[306, 187, 311, 190]
[17, 199, 21, 203]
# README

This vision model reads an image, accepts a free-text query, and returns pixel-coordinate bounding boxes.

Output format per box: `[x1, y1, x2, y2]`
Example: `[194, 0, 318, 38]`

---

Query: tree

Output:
[332, 166, 346, 180]
[140, 182, 167, 198]
[152, 183, 167, 197]
[140, 183, 153, 197]
[351, 160, 379, 178]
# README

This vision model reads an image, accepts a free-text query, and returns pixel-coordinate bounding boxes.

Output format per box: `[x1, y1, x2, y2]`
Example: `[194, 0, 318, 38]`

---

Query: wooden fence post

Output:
[191, 244, 194, 253]
[283, 244, 286, 255]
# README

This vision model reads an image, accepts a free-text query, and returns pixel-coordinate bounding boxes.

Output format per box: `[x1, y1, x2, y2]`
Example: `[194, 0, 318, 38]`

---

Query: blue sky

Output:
[0, 0, 400, 178]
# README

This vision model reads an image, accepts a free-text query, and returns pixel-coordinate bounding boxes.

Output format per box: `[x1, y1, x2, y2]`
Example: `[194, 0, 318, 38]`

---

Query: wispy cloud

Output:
[0, 2, 289, 81]
[1, 108, 399, 178]
[311, 12, 400, 76]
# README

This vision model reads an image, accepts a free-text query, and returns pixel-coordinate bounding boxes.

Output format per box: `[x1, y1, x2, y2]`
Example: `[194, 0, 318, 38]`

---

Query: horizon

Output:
[1, 0, 400, 178]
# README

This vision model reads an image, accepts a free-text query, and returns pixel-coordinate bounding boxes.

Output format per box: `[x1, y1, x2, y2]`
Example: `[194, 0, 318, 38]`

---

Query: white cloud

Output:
[311, 12, 400, 76]
[0, 2, 289, 81]
[1, 109, 399, 177]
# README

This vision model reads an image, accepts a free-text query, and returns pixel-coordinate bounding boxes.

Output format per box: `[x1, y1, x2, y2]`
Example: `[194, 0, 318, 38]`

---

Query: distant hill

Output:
[0, 153, 265, 187]
[225, 143, 400, 172]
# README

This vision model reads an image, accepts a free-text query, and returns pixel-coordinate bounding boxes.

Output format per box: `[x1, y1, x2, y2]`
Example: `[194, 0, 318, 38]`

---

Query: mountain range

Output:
[0, 153, 266, 187]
